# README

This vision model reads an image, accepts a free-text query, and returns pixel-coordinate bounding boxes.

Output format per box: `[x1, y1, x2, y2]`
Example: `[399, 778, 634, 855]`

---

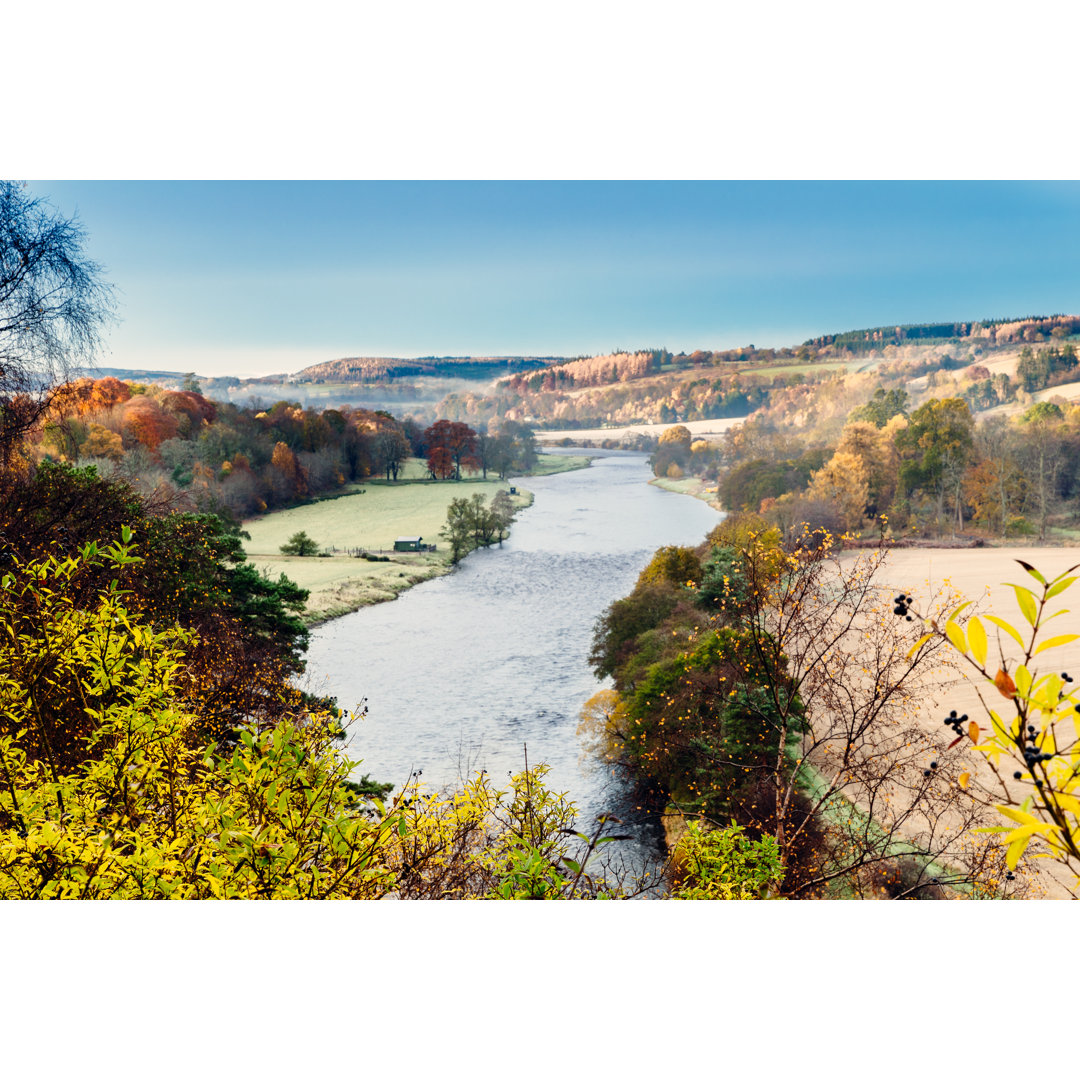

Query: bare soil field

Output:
[861, 546, 1080, 897]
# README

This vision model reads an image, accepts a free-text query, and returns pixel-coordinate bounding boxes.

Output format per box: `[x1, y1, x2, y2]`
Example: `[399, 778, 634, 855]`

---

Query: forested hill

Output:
[434, 315, 1080, 430]
[291, 355, 560, 382]
[806, 314, 1080, 354]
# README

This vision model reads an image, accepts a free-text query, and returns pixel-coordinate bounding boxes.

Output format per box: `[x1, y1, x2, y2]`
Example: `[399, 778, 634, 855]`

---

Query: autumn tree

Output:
[651, 424, 693, 477]
[963, 415, 1028, 536]
[834, 417, 903, 518]
[269, 440, 308, 501]
[0, 182, 116, 470]
[848, 386, 909, 428]
[372, 425, 411, 481]
[424, 419, 479, 481]
[806, 450, 870, 531]
[120, 395, 179, 452]
[1016, 401, 1068, 539]
[896, 397, 975, 533]
[81, 423, 124, 461]
[490, 420, 538, 478]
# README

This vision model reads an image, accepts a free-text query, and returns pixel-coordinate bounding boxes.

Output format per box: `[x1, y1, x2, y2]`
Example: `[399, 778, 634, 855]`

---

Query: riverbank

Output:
[649, 474, 724, 513]
[242, 454, 586, 625]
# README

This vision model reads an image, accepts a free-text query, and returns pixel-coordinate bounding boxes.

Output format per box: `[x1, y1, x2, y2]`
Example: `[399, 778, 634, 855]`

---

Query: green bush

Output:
[280, 530, 319, 556]
[671, 822, 784, 899]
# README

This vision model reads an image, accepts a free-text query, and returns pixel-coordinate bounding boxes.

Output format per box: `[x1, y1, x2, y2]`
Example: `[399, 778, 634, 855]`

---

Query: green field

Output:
[242, 458, 597, 624]
[244, 476, 527, 555]
[363, 452, 589, 484]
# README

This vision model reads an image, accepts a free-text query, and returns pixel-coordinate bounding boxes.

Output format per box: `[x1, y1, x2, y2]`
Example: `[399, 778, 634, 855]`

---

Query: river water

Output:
[305, 451, 721, 872]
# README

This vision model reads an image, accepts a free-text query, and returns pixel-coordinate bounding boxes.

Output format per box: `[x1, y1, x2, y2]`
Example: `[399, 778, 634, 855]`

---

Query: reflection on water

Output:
[306, 452, 721, 871]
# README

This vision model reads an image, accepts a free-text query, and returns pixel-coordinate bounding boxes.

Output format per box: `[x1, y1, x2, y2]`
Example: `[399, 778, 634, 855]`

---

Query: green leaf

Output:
[986, 615, 1025, 649]
[1016, 560, 1047, 586]
[1006, 584, 1038, 626]
[968, 616, 988, 667]
[946, 600, 974, 623]
[1033, 634, 1080, 656]
[1045, 576, 1078, 601]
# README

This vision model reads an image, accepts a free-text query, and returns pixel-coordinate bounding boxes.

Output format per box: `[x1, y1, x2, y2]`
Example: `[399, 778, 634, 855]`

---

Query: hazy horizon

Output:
[32, 180, 1080, 379]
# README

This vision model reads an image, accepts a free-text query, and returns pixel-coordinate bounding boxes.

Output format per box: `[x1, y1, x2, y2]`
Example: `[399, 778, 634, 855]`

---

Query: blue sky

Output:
[32, 180, 1080, 378]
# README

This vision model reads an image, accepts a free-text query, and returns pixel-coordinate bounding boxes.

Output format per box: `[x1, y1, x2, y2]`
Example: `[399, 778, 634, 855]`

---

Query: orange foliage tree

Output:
[120, 396, 179, 452]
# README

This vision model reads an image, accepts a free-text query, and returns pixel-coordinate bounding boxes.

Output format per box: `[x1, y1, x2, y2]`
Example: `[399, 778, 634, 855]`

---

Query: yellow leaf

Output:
[986, 614, 1025, 650]
[1006, 583, 1038, 626]
[1015, 665, 1033, 697]
[1041, 574, 1075, 600]
[996, 805, 1040, 827]
[906, 632, 933, 659]
[1006, 833, 1030, 870]
[946, 599, 974, 622]
[945, 621, 966, 654]
[968, 616, 988, 667]
[968, 721, 980, 743]
[1016, 560, 1047, 586]
[958, 772, 970, 790]
[1033, 634, 1080, 656]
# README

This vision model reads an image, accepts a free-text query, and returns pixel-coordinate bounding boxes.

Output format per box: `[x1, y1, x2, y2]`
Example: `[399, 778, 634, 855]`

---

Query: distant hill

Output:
[80, 366, 196, 384]
[291, 355, 560, 383]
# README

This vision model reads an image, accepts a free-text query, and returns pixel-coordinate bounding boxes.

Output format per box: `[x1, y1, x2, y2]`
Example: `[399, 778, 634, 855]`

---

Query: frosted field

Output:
[238, 457, 578, 623]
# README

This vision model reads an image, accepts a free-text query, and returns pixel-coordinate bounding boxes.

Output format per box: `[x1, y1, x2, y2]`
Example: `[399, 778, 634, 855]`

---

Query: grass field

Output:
[240, 454, 586, 624]
[362, 453, 588, 485]
[244, 477, 526, 555]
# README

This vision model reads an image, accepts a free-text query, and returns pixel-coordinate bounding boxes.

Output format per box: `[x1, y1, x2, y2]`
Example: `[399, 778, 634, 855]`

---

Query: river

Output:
[305, 450, 721, 875]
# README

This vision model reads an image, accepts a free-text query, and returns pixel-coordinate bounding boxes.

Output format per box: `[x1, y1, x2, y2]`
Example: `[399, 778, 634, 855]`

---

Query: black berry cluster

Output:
[893, 594, 915, 621]
[1023, 746, 1053, 769]
[943, 709, 969, 738]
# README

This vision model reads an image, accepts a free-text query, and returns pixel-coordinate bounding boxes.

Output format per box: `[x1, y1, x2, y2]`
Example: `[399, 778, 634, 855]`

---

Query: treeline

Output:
[31, 376, 540, 521]
[707, 388, 1080, 540]
[805, 314, 1080, 355]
